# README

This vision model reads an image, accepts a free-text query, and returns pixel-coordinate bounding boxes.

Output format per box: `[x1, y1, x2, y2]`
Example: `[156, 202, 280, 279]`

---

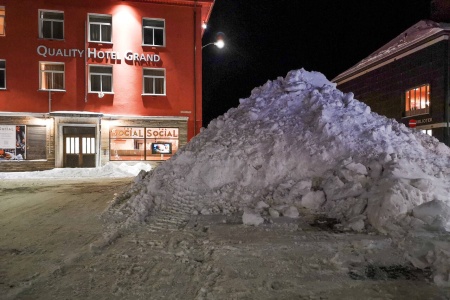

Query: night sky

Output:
[201, 0, 431, 126]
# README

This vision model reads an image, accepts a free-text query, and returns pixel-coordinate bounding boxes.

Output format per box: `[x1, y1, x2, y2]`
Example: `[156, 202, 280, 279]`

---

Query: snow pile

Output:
[113, 69, 450, 285]
[0, 162, 151, 179]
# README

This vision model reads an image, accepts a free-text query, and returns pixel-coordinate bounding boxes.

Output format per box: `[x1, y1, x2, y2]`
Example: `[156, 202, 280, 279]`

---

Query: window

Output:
[0, 60, 5, 89]
[405, 84, 430, 117]
[0, 6, 5, 36]
[142, 18, 165, 46]
[110, 127, 179, 161]
[89, 65, 113, 93]
[65, 137, 95, 154]
[39, 10, 64, 40]
[39, 62, 64, 91]
[421, 129, 432, 136]
[88, 14, 112, 43]
[143, 68, 165, 95]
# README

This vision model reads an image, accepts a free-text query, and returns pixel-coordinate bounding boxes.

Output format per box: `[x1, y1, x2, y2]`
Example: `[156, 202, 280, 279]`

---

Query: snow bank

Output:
[0, 162, 151, 179]
[113, 68, 450, 285]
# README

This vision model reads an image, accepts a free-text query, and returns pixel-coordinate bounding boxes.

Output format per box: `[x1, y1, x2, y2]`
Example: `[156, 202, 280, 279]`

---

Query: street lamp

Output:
[202, 32, 225, 49]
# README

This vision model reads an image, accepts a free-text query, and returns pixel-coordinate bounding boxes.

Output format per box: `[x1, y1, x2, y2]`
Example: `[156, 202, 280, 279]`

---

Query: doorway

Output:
[63, 126, 96, 168]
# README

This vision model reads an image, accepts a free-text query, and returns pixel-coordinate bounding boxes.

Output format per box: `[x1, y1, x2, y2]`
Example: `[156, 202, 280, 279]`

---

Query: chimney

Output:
[431, 0, 450, 22]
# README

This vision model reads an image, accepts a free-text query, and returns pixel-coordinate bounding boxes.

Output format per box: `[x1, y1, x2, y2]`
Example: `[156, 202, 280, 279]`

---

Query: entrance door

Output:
[63, 126, 96, 168]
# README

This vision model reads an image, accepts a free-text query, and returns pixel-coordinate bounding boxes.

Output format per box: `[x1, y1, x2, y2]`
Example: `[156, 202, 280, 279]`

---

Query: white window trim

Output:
[39, 9, 64, 40]
[142, 18, 165, 47]
[39, 61, 65, 92]
[88, 65, 114, 94]
[0, 6, 5, 37]
[87, 13, 112, 44]
[0, 59, 5, 90]
[142, 68, 166, 96]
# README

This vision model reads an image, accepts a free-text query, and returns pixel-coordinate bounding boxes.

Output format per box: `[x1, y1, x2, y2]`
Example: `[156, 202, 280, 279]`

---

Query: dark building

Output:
[333, 9, 450, 145]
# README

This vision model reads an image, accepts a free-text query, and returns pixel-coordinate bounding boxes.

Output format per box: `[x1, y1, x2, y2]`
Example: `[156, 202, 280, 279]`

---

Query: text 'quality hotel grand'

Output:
[0, 0, 215, 171]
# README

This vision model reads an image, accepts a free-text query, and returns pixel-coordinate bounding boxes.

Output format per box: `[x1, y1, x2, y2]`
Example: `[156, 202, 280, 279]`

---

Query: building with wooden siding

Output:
[333, 1, 450, 146]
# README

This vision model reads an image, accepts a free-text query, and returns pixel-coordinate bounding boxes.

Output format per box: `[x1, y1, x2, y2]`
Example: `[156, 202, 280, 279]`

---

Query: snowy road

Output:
[0, 178, 449, 299]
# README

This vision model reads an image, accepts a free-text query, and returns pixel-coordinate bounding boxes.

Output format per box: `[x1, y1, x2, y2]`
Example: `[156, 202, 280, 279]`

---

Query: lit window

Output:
[89, 65, 113, 93]
[405, 84, 430, 117]
[0, 6, 5, 36]
[421, 129, 432, 136]
[0, 60, 5, 89]
[39, 62, 65, 91]
[142, 18, 165, 46]
[143, 68, 165, 95]
[39, 10, 64, 40]
[88, 14, 112, 43]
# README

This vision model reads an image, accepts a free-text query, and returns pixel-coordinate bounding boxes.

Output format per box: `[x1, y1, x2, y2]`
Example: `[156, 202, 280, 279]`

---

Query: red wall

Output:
[0, 0, 204, 140]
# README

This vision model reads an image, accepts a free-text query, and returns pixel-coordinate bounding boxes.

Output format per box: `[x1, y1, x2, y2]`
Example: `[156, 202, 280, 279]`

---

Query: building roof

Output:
[333, 20, 450, 84]
[122, 0, 215, 36]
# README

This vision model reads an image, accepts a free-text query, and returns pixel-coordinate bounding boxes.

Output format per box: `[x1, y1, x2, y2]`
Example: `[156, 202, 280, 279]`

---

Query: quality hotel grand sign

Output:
[37, 45, 161, 62]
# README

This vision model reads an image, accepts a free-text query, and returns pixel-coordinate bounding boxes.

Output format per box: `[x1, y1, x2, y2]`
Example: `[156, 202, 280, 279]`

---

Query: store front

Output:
[0, 112, 188, 171]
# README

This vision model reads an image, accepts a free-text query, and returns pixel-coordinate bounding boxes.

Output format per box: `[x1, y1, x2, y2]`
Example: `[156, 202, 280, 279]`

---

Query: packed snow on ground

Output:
[110, 68, 450, 286]
[0, 162, 151, 179]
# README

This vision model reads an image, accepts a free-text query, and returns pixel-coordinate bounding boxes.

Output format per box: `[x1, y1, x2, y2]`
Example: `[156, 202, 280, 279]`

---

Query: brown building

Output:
[333, 4, 450, 145]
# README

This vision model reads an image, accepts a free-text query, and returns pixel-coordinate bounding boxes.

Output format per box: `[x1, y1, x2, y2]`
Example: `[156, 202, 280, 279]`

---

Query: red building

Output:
[0, 0, 215, 170]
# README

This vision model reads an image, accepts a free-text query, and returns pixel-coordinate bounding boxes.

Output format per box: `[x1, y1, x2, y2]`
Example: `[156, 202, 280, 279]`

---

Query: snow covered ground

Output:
[2, 69, 450, 298]
[0, 162, 151, 179]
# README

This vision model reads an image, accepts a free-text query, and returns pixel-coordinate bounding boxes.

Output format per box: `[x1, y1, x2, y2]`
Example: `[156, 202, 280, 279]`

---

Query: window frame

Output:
[0, 6, 5, 36]
[404, 84, 430, 117]
[89, 65, 113, 94]
[142, 18, 165, 47]
[421, 129, 432, 136]
[38, 9, 64, 40]
[88, 13, 112, 44]
[142, 68, 166, 96]
[0, 59, 5, 90]
[39, 62, 65, 92]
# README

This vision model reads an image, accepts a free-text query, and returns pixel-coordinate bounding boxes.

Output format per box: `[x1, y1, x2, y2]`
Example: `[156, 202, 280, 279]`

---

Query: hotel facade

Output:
[0, 0, 214, 171]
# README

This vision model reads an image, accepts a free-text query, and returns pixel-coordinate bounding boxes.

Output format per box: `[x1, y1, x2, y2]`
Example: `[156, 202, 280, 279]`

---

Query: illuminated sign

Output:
[110, 127, 178, 139]
[37, 45, 161, 62]
[0, 125, 15, 148]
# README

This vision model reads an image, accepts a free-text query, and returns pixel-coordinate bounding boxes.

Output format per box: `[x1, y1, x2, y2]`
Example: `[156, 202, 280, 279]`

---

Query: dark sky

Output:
[201, 0, 431, 126]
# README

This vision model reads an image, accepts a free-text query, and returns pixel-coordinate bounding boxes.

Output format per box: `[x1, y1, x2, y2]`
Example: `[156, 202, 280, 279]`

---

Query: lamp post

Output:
[202, 32, 225, 49]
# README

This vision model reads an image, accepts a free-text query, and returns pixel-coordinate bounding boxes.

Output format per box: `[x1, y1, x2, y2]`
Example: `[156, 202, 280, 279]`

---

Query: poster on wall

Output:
[0, 125, 26, 160]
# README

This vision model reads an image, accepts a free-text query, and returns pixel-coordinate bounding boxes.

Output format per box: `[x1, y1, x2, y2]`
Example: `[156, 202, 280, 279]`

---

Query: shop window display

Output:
[110, 127, 178, 161]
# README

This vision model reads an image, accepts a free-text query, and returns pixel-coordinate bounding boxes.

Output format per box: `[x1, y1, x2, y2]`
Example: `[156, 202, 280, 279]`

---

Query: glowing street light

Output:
[202, 32, 225, 49]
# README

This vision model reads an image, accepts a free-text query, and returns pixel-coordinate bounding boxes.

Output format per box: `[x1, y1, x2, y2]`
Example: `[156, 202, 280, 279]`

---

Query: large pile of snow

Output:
[112, 69, 450, 286]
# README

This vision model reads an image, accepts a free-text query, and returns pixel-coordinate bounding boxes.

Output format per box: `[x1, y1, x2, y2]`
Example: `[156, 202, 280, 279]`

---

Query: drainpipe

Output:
[48, 91, 52, 112]
[85, 20, 88, 103]
[446, 39, 450, 146]
[193, 0, 198, 137]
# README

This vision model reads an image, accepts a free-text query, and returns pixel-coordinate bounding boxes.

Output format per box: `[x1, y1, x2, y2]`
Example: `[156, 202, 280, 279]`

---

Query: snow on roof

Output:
[333, 20, 450, 83]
